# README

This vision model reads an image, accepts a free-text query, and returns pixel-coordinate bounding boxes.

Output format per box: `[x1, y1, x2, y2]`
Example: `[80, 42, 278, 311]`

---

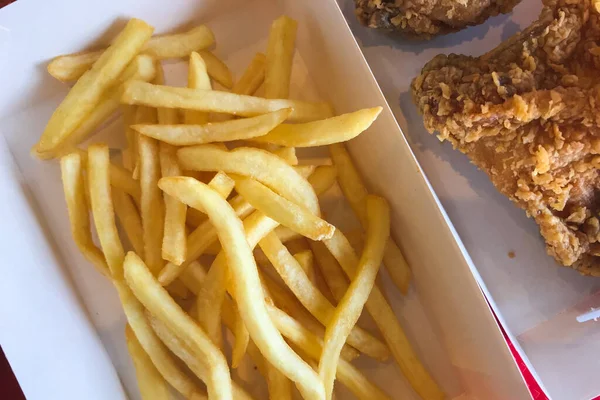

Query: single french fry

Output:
[185, 52, 212, 124]
[253, 107, 382, 147]
[265, 16, 297, 99]
[148, 314, 254, 400]
[125, 325, 170, 400]
[324, 229, 444, 400]
[231, 302, 250, 369]
[143, 26, 215, 59]
[157, 177, 325, 400]
[235, 177, 334, 240]
[178, 145, 319, 215]
[194, 258, 227, 349]
[139, 135, 165, 274]
[319, 196, 389, 399]
[159, 142, 187, 265]
[87, 144, 125, 278]
[198, 50, 233, 89]
[154, 61, 180, 125]
[275, 226, 302, 243]
[135, 109, 291, 146]
[208, 171, 236, 198]
[47, 25, 214, 81]
[330, 143, 411, 294]
[259, 232, 389, 361]
[307, 166, 337, 196]
[60, 152, 110, 277]
[232, 53, 266, 95]
[123, 252, 232, 400]
[37, 19, 154, 153]
[123, 105, 138, 171]
[133, 105, 157, 179]
[122, 81, 334, 123]
[116, 281, 207, 400]
[113, 189, 145, 257]
[310, 240, 348, 303]
[293, 250, 316, 284]
[110, 161, 141, 201]
[272, 147, 297, 165]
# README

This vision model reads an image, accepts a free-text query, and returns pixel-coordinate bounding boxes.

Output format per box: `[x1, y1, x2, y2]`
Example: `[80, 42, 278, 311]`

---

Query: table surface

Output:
[0, 0, 590, 399]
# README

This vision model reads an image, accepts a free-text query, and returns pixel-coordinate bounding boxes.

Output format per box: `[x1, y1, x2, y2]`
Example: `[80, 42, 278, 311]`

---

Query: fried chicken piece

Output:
[355, 0, 520, 38]
[412, 0, 600, 276]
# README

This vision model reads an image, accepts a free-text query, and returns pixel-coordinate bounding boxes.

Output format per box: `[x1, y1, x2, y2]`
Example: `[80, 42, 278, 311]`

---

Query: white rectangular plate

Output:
[0, 0, 528, 399]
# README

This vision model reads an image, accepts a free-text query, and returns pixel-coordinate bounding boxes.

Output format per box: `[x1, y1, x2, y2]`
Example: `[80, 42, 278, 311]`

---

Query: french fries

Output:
[42, 14, 443, 400]
[139, 135, 165, 274]
[148, 314, 254, 400]
[116, 281, 207, 400]
[324, 229, 444, 400]
[319, 196, 390, 399]
[159, 142, 187, 265]
[330, 143, 412, 294]
[60, 152, 111, 277]
[113, 189, 145, 257]
[47, 25, 215, 81]
[123, 105, 138, 171]
[108, 160, 141, 201]
[159, 190, 245, 287]
[231, 303, 250, 369]
[185, 52, 212, 124]
[258, 232, 389, 360]
[133, 106, 157, 179]
[134, 108, 291, 146]
[293, 250, 316, 284]
[36, 19, 154, 153]
[125, 325, 170, 400]
[233, 53, 266, 95]
[87, 144, 125, 278]
[310, 240, 349, 302]
[123, 252, 233, 400]
[121, 81, 334, 122]
[268, 306, 391, 400]
[252, 107, 382, 147]
[235, 177, 334, 241]
[194, 256, 227, 349]
[265, 16, 297, 99]
[145, 26, 215, 59]
[178, 145, 320, 214]
[198, 50, 234, 89]
[158, 177, 325, 399]
[36, 55, 157, 160]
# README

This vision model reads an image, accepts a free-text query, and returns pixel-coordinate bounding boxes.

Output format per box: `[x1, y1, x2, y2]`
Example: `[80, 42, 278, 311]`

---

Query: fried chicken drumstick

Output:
[355, 0, 520, 38]
[412, 0, 600, 276]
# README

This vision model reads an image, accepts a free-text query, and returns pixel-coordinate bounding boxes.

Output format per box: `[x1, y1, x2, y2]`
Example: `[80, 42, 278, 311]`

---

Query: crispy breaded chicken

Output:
[412, 0, 600, 276]
[355, 0, 520, 38]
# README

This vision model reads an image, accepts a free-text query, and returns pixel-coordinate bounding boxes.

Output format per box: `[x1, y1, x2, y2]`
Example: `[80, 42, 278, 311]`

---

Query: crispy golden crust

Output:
[355, 0, 520, 38]
[412, 0, 600, 276]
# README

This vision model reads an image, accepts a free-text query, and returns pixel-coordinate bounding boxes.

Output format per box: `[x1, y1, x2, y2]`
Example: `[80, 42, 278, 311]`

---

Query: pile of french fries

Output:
[38, 14, 444, 400]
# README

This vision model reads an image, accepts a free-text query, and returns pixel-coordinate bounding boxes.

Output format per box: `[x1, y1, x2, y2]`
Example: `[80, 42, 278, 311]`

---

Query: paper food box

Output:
[0, 0, 567, 399]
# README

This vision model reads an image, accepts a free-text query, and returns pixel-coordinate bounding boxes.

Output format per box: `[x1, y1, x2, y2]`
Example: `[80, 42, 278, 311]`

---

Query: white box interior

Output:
[0, 0, 529, 399]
